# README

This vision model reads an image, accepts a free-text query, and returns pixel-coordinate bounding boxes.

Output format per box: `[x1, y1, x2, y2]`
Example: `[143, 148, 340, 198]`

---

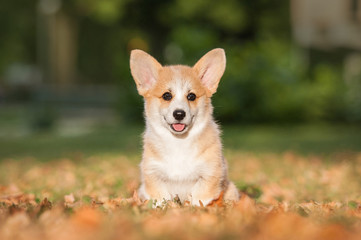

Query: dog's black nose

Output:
[173, 110, 186, 121]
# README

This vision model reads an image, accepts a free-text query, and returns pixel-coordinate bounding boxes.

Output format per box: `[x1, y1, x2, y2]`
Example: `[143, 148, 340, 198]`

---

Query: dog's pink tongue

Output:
[172, 123, 185, 132]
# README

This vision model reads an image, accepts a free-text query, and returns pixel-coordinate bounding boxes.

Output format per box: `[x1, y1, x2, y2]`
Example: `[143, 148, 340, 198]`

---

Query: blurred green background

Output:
[0, 0, 361, 158]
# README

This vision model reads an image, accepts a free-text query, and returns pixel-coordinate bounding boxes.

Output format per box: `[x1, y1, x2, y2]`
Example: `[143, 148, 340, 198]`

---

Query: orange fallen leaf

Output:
[234, 194, 257, 218]
[71, 207, 102, 229]
[132, 190, 142, 206]
[208, 191, 224, 207]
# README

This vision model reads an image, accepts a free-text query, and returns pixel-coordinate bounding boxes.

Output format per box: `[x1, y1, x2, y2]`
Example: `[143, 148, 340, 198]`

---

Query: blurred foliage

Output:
[215, 40, 346, 123]
[346, 72, 361, 122]
[0, 0, 36, 74]
[0, 0, 359, 123]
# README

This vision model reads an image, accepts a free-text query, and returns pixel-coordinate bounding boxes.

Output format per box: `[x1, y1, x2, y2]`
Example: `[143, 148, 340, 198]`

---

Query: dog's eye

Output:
[162, 92, 172, 101]
[187, 93, 196, 101]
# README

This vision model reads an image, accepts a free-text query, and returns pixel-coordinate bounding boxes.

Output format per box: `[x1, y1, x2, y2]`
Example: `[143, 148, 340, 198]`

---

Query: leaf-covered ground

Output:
[1, 151, 360, 240]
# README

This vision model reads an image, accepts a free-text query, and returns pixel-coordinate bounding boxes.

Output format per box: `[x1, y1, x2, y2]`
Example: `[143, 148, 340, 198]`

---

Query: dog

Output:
[130, 48, 239, 206]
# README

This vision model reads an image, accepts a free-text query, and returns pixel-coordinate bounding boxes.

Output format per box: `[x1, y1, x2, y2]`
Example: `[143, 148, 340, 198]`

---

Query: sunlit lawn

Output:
[1, 122, 361, 160]
[0, 109, 361, 239]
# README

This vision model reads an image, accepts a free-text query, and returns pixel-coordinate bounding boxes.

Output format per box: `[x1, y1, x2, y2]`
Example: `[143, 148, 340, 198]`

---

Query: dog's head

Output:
[130, 48, 226, 136]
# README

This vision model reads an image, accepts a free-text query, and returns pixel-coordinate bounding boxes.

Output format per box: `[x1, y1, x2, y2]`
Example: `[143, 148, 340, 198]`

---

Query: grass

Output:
[0, 125, 142, 160]
[1, 123, 361, 160]
[223, 124, 361, 154]
[0, 108, 361, 239]
[0, 149, 360, 239]
[1, 103, 360, 159]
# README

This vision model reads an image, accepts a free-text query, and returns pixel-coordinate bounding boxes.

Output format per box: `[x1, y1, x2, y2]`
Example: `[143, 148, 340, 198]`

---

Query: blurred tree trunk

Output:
[54, 11, 77, 87]
[38, 3, 77, 87]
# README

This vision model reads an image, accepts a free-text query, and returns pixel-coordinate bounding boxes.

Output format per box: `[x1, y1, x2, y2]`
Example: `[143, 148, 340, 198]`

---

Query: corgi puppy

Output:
[130, 48, 239, 206]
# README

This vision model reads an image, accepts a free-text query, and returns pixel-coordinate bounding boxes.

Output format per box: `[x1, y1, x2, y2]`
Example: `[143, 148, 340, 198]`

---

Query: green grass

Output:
[0, 105, 360, 159]
[1, 123, 360, 160]
[0, 125, 142, 160]
[223, 124, 361, 154]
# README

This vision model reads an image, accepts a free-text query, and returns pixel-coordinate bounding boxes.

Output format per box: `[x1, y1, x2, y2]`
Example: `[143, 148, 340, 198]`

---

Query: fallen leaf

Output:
[71, 207, 102, 229]
[208, 191, 224, 207]
[132, 190, 142, 206]
[64, 194, 75, 204]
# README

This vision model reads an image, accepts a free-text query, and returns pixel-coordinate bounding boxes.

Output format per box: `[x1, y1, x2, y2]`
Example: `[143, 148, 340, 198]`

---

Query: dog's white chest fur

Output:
[158, 139, 201, 181]
[144, 133, 207, 200]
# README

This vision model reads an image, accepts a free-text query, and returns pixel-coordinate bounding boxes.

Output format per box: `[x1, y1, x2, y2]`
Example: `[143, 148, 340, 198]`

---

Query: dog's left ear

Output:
[193, 48, 226, 96]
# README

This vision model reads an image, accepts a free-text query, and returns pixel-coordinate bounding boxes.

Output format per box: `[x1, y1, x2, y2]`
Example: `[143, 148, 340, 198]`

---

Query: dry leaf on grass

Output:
[0, 152, 360, 240]
[208, 191, 224, 207]
[65, 194, 75, 204]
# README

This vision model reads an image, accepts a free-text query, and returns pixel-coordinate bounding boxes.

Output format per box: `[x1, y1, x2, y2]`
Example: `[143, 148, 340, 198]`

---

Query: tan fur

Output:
[130, 48, 239, 206]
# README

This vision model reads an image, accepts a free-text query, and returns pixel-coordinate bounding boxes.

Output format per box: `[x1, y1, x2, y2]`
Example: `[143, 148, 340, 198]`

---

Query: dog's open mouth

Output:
[171, 123, 186, 132]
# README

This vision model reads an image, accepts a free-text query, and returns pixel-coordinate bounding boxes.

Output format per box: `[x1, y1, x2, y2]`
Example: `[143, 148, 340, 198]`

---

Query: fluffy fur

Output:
[130, 48, 239, 206]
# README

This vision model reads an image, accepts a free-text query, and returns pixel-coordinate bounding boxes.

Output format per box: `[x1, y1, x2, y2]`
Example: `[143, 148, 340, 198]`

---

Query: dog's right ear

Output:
[130, 49, 162, 96]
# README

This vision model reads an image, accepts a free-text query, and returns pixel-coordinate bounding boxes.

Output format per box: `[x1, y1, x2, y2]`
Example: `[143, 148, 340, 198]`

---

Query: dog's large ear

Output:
[193, 48, 226, 96]
[130, 49, 162, 96]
